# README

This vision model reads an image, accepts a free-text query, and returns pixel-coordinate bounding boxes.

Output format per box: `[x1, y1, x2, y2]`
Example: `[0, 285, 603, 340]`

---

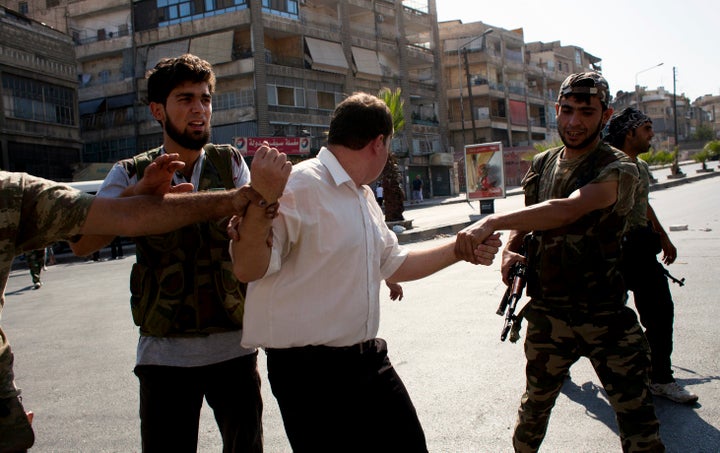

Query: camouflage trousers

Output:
[25, 249, 45, 284]
[513, 303, 665, 453]
[0, 327, 35, 450]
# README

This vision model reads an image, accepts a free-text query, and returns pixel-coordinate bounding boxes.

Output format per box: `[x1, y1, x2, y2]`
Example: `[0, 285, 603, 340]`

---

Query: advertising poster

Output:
[465, 141, 505, 200]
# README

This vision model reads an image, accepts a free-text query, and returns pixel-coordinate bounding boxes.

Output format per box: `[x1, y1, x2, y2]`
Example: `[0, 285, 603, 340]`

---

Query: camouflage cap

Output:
[558, 71, 610, 108]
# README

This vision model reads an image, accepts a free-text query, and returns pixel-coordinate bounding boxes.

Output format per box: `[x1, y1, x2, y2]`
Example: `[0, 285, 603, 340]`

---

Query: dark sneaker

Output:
[0, 396, 35, 451]
[33, 282, 42, 290]
[650, 381, 699, 404]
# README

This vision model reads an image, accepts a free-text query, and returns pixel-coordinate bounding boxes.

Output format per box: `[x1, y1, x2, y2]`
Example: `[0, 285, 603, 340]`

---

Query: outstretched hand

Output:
[250, 143, 292, 204]
[455, 219, 499, 265]
[134, 153, 193, 195]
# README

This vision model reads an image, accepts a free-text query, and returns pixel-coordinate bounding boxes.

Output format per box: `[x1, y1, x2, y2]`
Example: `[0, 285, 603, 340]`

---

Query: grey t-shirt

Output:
[99, 148, 255, 367]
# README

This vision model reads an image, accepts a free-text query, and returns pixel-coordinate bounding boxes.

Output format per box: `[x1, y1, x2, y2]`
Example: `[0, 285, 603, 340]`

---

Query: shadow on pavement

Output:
[561, 371, 720, 452]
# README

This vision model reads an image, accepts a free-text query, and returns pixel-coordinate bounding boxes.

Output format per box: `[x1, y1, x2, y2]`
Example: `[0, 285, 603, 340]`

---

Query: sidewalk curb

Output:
[396, 167, 720, 245]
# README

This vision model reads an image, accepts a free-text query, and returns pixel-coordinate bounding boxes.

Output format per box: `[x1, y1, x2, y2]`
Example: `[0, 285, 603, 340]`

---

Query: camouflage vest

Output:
[124, 144, 247, 337]
[523, 143, 628, 306]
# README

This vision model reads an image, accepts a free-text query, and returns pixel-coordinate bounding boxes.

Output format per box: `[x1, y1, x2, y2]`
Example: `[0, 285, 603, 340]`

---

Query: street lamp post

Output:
[460, 28, 493, 144]
[634, 62, 663, 109]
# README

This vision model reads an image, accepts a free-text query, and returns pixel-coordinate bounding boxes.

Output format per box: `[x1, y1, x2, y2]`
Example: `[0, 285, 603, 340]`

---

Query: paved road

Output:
[3, 161, 719, 452]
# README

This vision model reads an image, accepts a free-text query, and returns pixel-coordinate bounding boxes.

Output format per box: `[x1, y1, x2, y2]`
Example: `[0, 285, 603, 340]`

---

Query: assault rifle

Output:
[496, 242, 528, 342]
[663, 267, 685, 287]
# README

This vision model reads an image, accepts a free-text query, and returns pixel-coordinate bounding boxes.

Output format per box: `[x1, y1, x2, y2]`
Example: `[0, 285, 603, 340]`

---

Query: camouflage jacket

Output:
[0, 172, 92, 396]
[123, 145, 247, 337]
[522, 142, 638, 307]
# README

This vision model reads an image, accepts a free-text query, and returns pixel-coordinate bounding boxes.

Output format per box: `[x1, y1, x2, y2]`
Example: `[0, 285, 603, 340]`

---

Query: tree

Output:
[693, 124, 715, 141]
[378, 87, 406, 222]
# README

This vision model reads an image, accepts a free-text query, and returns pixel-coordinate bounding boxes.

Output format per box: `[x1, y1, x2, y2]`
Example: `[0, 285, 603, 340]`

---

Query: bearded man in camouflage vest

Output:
[72, 54, 272, 452]
[455, 72, 664, 452]
[0, 157, 282, 451]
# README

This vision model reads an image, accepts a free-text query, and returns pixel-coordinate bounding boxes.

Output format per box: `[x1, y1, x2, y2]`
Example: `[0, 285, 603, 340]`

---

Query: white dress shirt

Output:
[240, 147, 408, 348]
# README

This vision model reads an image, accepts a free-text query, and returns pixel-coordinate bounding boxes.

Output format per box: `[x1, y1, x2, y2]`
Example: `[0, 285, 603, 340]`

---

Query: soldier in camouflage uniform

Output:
[456, 72, 664, 452]
[23, 249, 46, 289]
[0, 166, 280, 451]
[606, 107, 698, 404]
[72, 54, 270, 453]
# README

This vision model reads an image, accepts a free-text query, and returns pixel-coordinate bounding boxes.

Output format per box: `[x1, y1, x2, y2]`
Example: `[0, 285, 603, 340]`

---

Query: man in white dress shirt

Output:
[230, 93, 500, 453]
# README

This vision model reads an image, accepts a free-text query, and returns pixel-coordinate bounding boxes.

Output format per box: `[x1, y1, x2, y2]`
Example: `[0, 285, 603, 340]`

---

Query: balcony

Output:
[69, 0, 129, 18]
[75, 35, 131, 60]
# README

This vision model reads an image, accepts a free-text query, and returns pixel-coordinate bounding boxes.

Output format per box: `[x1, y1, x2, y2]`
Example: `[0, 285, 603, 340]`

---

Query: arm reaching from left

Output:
[70, 153, 195, 256]
[75, 186, 267, 238]
[455, 180, 618, 263]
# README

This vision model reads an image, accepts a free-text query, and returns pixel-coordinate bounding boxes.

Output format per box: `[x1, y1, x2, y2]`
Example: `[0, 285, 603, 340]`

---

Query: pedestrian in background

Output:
[375, 183, 384, 207]
[23, 249, 45, 289]
[411, 174, 423, 204]
[605, 106, 698, 404]
[455, 72, 664, 452]
[110, 237, 124, 260]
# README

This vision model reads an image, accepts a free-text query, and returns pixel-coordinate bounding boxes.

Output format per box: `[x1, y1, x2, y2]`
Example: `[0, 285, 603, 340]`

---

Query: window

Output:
[46, 0, 59, 7]
[267, 85, 304, 108]
[262, 0, 298, 17]
[317, 91, 335, 110]
[19, 2, 28, 15]
[2, 74, 75, 126]
[157, 0, 248, 26]
[98, 70, 111, 83]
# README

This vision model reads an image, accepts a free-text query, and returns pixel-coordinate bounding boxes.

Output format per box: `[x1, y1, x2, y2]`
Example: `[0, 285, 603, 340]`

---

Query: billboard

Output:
[464, 141, 506, 200]
[234, 137, 311, 156]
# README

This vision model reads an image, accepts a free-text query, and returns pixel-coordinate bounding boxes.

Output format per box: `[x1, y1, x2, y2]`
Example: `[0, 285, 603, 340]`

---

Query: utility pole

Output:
[670, 66, 685, 178]
[460, 28, 493, 145]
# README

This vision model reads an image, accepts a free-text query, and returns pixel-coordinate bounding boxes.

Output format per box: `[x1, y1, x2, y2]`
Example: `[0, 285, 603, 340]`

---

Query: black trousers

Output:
[622, 243, 676, 384]
[134, 353, 263, 453]
[266, 338, 428, 453]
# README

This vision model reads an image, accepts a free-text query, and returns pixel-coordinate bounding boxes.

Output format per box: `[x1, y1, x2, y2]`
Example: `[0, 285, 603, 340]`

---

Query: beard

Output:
[558, 119, 604, 151]
[164, 115, 210, 150]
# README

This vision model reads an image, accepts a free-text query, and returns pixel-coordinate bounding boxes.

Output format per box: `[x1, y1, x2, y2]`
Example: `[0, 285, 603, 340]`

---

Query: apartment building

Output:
[439, 20, 602, 187]
[692, 94, 720, 139]
[0, 5, 80, 180]
[14, 0, 450, 196]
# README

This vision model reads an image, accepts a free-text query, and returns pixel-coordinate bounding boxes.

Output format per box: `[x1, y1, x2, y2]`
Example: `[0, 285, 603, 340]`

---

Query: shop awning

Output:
[79, 98, 105, 116]
[305, 37, 348, 74]
[189, 31, 233, 66]
[145, 40, 190, 71]
[351, 46, 382, 79]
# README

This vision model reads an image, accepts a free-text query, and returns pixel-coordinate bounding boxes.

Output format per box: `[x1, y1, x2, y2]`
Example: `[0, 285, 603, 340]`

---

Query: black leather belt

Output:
[266, 339, 378, 356]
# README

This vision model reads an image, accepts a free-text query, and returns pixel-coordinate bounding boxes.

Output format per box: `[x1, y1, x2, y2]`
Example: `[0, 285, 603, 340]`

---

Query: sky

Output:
[435, 0, 718, 101]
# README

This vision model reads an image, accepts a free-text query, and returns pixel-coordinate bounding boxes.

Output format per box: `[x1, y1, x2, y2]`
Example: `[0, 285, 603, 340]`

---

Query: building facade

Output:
[439, 20, 602, 188]
[0, 5, 80, 180]
[14, 0, 451, 196]
[692, 94, 720, 139]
